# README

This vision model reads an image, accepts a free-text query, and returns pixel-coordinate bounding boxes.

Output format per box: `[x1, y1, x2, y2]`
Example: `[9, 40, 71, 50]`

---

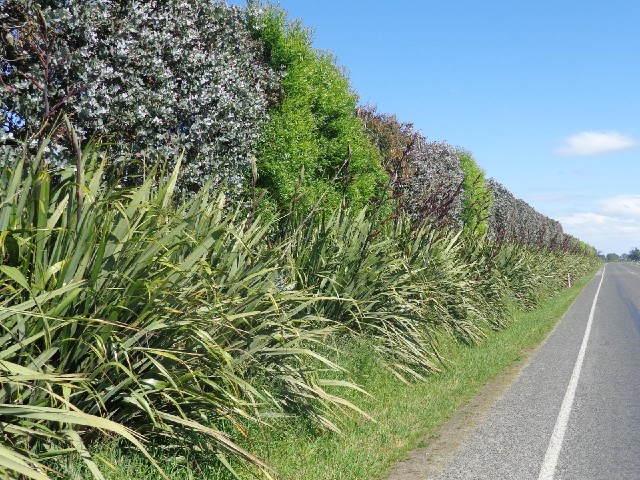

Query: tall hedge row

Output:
[487, 179, 576, 251]
[1, 3, 600, 478]
[1, 0, 595, 252]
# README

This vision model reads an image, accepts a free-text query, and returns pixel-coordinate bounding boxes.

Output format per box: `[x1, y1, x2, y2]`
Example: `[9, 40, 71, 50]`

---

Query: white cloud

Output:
[556, 131, 638, 156]
[556, 208, 640, 254]
[598, 195, 640, 217]
[558, 216, 640, 253]
[558, 212, 611, 227]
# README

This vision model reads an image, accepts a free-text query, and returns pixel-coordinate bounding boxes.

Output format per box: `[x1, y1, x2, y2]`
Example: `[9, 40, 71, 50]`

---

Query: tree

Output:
[400, 138, 465, 230]
[457, 149, 492, 237]
[251, 7, 387, 215]
[628, 247, 640, 261]
[606, 253, 620, 262]
[2, 0, 280, 192]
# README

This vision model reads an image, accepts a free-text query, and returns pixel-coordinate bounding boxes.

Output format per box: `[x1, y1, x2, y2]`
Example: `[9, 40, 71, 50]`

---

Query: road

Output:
[390, 262, 640, 480]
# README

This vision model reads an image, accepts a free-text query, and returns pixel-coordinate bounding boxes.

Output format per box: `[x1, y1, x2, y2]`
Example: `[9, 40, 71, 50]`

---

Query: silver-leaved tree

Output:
[1, 0, 280, 192]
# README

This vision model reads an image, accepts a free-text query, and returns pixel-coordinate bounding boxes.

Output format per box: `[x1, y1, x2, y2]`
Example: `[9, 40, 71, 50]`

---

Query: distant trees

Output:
[610, 249, 640, 262]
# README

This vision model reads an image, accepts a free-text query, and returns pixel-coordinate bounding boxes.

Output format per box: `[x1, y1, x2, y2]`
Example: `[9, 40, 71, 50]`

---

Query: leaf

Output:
[63, 429, 106, 480]
[0, 265, 31, 291]
[0, 405, 169, 480]
[43, 260, 67, 285]
[0, 443, 49, 480]
[0, 232, 20, 267]
[156, 412, 273, 471]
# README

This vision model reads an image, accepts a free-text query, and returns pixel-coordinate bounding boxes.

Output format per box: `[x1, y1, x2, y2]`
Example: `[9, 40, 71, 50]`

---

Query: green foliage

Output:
[1, 4, 605, 477]
[252, 7, 388, 214]
[457, 149, 492, 237]
[606, 252, 620, 261]
[628, 247, 640, 261]
[0, 144, 602, 478]
[0, 145, 363, 479]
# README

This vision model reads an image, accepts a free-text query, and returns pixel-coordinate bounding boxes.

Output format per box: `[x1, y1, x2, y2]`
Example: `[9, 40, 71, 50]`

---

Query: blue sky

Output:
[231, 1, 640, 254]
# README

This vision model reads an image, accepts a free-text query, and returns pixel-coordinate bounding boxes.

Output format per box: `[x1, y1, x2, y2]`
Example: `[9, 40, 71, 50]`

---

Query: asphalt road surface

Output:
[393, 262, 640, 480]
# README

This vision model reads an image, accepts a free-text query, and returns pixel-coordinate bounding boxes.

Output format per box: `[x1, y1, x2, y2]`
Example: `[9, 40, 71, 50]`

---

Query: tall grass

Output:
[0, 144, 601, 479]
[0, 143, 360, 479]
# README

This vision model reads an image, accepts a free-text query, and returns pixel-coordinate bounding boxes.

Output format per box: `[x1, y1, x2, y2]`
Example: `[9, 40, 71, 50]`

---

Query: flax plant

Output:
[283, 207, 512, 382]
[0, 142, 361, 479]
[0, 138, 601, 479]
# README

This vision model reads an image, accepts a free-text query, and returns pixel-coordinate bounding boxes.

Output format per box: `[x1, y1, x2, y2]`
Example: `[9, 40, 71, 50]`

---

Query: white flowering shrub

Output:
[1, 0, 280, 191]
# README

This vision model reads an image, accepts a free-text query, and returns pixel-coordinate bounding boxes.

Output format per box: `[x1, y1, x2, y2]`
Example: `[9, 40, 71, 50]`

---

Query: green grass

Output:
[247, 267, 599, 480]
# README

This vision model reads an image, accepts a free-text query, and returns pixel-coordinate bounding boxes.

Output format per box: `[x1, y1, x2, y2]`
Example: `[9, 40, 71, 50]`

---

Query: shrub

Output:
[357, 105, 415, 170]
[357, 105, 416, 216]
[486, 179, 560, 247]
[399, 138, 464, 230]
[457, 149, 492, 237]
[0, 144, 600, 478]
[0, 145, 362, 478]
[485, 179, 598, 254]
[357, 106, 465, 231]
[251, 7, 388, 215]
[1, 0, 279, 192]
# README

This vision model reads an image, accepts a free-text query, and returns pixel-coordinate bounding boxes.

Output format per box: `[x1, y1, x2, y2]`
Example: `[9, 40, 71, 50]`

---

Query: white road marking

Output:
[618, 262, 640, 275]
[537, 265, 606, 480]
